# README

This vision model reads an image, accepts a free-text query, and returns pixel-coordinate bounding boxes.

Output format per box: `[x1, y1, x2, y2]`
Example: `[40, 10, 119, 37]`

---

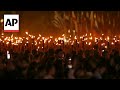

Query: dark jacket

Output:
[54, 59, 65, 79]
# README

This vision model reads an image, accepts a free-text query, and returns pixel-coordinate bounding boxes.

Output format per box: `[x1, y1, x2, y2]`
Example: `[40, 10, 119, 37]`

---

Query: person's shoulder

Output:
[44, 76, 49, 79]
[44, 75, 54, 79]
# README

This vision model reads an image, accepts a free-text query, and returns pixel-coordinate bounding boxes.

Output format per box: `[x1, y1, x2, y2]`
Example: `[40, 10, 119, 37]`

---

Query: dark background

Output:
[0, 11, 59, 36]
[19, 11, 57, 36]
[0, 11, 120, 36]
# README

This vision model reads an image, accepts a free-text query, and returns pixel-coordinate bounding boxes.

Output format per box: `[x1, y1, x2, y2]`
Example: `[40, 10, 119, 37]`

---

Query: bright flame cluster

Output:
[0, 32, 120, 50]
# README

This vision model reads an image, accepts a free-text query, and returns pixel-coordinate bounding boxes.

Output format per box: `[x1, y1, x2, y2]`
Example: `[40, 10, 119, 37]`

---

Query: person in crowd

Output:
[0, 35, 120, 79]
[27, 62, 38, 79]
[92, 67, 102, 79]
[44, 64, 56, 79]
[68, 55, 79, 79]
[74, 67, 86, 79]
[5, 61, 17, 79]
[0, 63, 6, 79]
[54, 49, 65, 79]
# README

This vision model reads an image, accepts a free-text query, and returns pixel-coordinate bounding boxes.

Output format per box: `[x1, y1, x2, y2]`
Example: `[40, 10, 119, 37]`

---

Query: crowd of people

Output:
[0, 32, 120, 79]
[0, 43, 120, 79]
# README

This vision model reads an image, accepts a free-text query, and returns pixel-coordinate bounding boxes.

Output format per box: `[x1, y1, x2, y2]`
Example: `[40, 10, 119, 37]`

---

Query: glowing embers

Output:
[107, 36, 109, 40]
[89, 37, 92, 40]
[25, 32, 28, 35]
[111, 42, 114, 45]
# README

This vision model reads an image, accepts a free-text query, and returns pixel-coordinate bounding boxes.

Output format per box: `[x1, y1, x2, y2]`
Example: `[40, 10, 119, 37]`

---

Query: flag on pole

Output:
[86, 11, 89, 18]
[81, 11, 84, 16]
[52, 11, 64, 29]
[101, 12, 104, 34]
[109, 19, 111, 25]
[63, 11, 71, 35]
[118, 11, 119, 17]
[64, 12, 69, 20]
[79, 11, 83, 33]
[86, 22, 88, 33]
[72, 11, 78, 33]
[77, 11, 80, 23]
[72, 11, 76, 21]
[113, 19, 115, 28]
[95, 19, 98, 29]
[52, 19, 61, 28]
[94, 13, 96, 19]
[101, 13, 104, 26]
[98, 16, 101, 23]
[90, 11, 94, 29]
[94, 13, 98, 29]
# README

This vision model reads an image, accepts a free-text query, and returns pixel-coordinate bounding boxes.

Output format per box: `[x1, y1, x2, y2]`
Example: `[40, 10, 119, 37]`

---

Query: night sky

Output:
[1, 11, 120, 36]
[0, 11, 60, 36]
[19, 11, 120, 36]
[20, 11, 57, 36]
